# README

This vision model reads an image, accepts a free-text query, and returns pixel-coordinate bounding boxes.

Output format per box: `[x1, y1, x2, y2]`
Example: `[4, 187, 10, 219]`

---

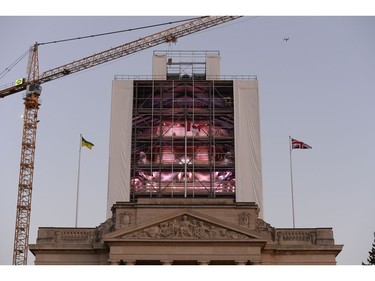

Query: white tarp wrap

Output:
[234, 80, 263, 218]
[152, 54, 167, 79]
[206, 55, 221, 79]
[106, 80, 133, 218]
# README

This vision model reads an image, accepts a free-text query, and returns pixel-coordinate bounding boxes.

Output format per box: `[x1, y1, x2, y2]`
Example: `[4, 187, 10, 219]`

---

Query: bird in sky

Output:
[284, 37, 289, 42]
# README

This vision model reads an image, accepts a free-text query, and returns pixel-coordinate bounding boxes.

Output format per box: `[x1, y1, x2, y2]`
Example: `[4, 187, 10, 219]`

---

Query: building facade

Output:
[106, 51, 263, 218]
[29, 51, 342, 265]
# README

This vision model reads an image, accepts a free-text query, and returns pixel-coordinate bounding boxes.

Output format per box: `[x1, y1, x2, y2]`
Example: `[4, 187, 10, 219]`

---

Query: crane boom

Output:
[3, 16, 241, 265]
[0, 16, 241, 98]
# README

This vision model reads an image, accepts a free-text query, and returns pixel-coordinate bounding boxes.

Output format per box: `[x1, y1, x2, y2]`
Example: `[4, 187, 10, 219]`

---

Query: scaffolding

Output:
[130, 77, 235, 200]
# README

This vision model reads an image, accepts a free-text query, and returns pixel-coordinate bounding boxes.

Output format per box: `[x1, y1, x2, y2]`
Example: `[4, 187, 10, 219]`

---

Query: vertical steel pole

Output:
[75, 134, 82, 227]
[289, 136, 296, 228]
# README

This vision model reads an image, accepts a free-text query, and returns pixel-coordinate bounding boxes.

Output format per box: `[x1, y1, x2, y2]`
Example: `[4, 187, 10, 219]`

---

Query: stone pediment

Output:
[104, 210, 266, 241]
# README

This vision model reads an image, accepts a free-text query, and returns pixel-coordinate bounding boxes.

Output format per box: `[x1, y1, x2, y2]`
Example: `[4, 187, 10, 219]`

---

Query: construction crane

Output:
[0, 16, 241, 265]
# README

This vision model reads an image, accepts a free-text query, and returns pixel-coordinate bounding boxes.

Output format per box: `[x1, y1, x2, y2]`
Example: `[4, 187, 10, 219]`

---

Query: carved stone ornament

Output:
[239, 212, 251, 227]
[95, 218, 114, 243]
[276, 230, 317, 244]
[256, 218, 275, 241]
[119, 212, 133, 228]
[121, 215, 251, 240]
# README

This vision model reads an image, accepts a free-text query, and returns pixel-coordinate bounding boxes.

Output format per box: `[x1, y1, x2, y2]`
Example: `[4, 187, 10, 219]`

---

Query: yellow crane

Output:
[0, 16, 241, 265]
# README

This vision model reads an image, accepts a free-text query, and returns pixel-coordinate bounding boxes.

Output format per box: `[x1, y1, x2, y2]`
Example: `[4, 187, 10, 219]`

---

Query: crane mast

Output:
[1, 16, 241, 265]
[13, 44, 42, 265]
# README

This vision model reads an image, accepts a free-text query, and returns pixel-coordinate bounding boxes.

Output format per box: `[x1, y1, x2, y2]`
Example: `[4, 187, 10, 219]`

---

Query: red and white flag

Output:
[291, 138, 312, 150]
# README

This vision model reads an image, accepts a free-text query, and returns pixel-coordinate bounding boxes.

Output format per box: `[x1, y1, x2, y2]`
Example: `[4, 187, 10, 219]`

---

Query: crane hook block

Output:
[26, 83, 42, 97]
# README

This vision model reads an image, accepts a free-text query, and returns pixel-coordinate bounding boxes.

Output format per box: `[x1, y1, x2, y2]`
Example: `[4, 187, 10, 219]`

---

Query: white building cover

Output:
[206, 54, 221, 79]
[152, 54, 167, 79]
[234, 80, 263, 218]
[106, 80, 133, 218]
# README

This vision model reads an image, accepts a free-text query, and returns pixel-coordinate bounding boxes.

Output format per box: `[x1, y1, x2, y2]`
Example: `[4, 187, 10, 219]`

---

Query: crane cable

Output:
[0, 49, 29, 81]
[38, 17, 202, 46]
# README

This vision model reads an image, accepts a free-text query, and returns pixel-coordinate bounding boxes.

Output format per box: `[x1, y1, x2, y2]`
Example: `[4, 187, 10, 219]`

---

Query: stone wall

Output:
[29, 199, 342, 265]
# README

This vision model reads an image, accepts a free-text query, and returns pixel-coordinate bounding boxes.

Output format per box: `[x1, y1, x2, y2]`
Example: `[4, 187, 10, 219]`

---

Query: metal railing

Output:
[114, 75, 257, 81]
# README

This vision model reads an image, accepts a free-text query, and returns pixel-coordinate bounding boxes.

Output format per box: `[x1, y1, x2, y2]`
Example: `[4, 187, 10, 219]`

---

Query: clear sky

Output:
[1, 3, 375, 268]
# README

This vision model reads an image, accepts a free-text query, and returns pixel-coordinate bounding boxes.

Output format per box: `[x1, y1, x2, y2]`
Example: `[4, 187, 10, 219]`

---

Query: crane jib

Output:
[1, 16, 241, 99]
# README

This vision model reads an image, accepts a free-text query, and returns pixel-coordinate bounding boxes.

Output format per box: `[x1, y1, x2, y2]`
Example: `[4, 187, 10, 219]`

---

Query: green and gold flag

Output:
[81, 136, 94, 150]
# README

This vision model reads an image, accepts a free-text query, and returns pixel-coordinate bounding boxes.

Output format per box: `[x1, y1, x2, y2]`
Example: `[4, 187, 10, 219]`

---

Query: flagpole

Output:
[289, 136, 296, 228]
[75, 133, 82, 227]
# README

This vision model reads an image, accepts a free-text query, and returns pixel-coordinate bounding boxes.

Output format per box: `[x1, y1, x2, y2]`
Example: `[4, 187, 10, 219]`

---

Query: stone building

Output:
[29, 51, 342, 265]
